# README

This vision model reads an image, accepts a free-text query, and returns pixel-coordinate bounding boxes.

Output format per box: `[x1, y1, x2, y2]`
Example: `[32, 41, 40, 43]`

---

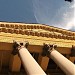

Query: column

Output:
[50, 50, 75, 75]
[19, 47, 46, 75]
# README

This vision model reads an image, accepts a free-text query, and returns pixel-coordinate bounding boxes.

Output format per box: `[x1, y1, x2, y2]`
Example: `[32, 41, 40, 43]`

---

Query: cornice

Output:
[0, 22, 75, 41]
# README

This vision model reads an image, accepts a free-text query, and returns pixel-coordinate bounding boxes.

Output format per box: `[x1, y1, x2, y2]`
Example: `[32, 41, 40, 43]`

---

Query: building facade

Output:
[0, 22, 75, 75]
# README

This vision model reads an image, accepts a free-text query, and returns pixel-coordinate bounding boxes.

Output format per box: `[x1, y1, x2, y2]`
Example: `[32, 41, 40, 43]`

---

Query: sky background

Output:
[0, 0, 75, 31]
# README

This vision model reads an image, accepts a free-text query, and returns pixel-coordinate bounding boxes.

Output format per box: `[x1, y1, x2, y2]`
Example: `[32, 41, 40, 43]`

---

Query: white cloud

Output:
[32, 0, 75, 31]
[64, 1, 75, 30]
[65, 19, 74, 29]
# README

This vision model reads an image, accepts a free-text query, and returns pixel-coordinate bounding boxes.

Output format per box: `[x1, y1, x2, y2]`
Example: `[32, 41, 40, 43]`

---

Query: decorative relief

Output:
[0, 23, 74, 40]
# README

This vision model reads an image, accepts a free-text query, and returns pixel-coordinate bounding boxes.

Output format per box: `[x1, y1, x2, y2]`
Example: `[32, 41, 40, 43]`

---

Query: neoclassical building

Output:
[0, 22, 75, 75]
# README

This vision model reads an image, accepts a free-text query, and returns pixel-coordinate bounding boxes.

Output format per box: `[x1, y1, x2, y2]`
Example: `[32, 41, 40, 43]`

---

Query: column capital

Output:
[12, 41, 29, 55]
[42, 43, 57, 57]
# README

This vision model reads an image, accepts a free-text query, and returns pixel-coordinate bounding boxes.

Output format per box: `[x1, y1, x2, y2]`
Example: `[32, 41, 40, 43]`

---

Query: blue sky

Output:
[0, 0, 74, 31]
[0, 0, 36, 23]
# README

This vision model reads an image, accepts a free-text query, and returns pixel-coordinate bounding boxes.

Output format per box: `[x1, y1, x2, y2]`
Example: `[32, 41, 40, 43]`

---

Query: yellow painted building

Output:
[0, 22, 75, 75]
